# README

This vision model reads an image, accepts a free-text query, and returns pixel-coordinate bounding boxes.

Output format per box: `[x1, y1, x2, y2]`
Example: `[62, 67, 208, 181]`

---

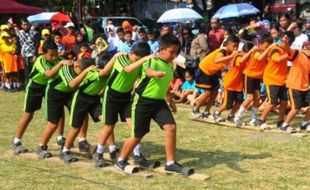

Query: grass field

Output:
[0, 91, 309, 190]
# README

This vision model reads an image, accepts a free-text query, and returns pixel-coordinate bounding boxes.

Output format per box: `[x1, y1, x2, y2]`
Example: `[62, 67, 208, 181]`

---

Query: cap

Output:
[0, 24, 9, 30]
[64, 22, 75, 28]
[41, 29, 50, 36]
[0, 32, 10, 39]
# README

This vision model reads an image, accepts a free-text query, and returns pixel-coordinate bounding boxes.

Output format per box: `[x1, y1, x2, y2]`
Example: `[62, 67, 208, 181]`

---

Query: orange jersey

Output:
[243, 49, 267, 79]
[263, 45, 288, 86]
[199, 48, 229, 75]
[286, 50, 310, 91]
[223, 54, 245, 92]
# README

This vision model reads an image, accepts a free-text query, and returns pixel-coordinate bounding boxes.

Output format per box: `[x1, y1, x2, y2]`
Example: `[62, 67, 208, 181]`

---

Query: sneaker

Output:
[213, 112, 224, 122]
[248, 119, 259, 127]
[258, 120, 271, 130]
[201, 111, 210, 118]
[109, 148, 120, 164]
[78, 140, 91, 152]
[133, 154, 149, 166]
[37, 145, 52, 159]
[165, 161, 183, 173]
[115, 159, 130, 171]
[234, 116, 243, 127]
[60, 151, 78, 163]
[276, 120, 284, 128]
[300, 122, 310, 130]
[12, 142, 28, 154]
[93, 152, 107, 168]
[191, 108, 201, 119]
[56, 137, 66, 147]
[279, 124, 297, 133]
[306, 125, 310, 133]
[227, 115, 234, 123]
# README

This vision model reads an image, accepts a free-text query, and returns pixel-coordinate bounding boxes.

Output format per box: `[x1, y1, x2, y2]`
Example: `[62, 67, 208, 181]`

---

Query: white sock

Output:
[133, 144, 141, 156]
[118, 157, 124, 162]
[96, 144, 105, 153]
[62, 147, 69, 153]
[109, 145, 117, 153]
[301, 121, 309, 126]
[16, 82, 21, 88]
[13, 138, 21, 144]
[251, 107, 258, 120]
[79, 138, 86, 142]
[215, 111, 220, 115]
[13, 82, 17, 88]
[4, 83, 10, 89]
[282, 122, 289, 127]
[166, 160, 175, 166]
[236, 106, 246, 118]
[57, 136, 63, 141]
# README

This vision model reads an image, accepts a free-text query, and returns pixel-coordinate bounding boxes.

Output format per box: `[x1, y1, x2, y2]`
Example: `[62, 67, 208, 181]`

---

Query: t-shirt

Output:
[291, 34, 308, 50]
[181, 80, 195, 91]
[29, 55, 57, 85]
[263, 45, 288, 86]
[135, 58, 174, 100]
[79, 68, 107, 95]
[223, 54, 245, 92]
[148, 40, 159, 54]
[199, 48, 229, 75]
[61, 34, 76, 51]
[118, 41, 135, 53]
[286, 50, 310, 91]
[107, 54, 141, 93]
[243, 49, 266, 79]
[49, 64, 77, 93]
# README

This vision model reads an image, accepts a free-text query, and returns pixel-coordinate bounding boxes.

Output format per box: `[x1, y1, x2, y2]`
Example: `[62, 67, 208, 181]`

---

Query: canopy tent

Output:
[0, 0, 43, 14]
[28, 12, 72, 24]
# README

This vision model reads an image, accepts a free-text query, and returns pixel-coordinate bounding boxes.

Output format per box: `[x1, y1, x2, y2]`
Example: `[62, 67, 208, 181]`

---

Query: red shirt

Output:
[208, 28, 225, 51]
[61, 34, 76, 51]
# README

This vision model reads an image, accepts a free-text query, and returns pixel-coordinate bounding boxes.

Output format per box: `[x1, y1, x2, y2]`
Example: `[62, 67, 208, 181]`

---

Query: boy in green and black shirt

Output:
[37, 58, 95, 158]
[116, 34, 191, 174]
[13, 41, 70, 154]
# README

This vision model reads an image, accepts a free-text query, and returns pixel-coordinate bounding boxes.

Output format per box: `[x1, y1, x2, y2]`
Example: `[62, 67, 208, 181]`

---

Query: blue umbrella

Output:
[213, 3, 260, 20]
[157, 8, 203, 23]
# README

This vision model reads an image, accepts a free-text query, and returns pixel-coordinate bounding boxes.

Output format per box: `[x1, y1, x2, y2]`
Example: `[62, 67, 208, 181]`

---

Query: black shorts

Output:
[45, 87, 72, 124]
[223, 90, 244, 109]
[195, 69, 219, 90]
[131, 94, 176, 138]
[24, 80, 46, 113]
[70, 91, 102, 128]
[288, 89, 310, 110]
[102, 87, 131, 125]
[244, 76, 261, 94]
[266, 85, 288, 105]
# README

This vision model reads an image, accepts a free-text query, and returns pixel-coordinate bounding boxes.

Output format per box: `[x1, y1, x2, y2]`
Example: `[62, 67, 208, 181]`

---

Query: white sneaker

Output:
[259, 123, 271, 130]
[249, 119, 258, 127]
[234, 117, 242, 127]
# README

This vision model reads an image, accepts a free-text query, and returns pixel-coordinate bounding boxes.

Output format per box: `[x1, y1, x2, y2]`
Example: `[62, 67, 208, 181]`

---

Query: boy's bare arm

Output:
[166, 92, 177, 113]
[240, 46, 256, 64]
[257, 44, 276, 61]
[123, 54, 155, 73]
[44, 60, 71, 78]
[68, 65, 96, 89]
[215, 51, 238, 64]
[146, 67, 166, 79]
[99, 52, 125, 77]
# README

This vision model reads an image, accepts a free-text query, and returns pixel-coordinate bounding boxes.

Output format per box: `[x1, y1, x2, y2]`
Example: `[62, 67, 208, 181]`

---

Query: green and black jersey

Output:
[29, 55, 60, 85]
[135, 58, 174, 100]
[48, 64, 77, 93]
[78, 68, 107, 96]
[106, 54, 141, 93]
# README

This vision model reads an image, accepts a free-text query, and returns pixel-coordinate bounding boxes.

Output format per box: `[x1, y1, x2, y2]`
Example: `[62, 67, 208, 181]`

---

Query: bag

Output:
[185, 55, 199, 69]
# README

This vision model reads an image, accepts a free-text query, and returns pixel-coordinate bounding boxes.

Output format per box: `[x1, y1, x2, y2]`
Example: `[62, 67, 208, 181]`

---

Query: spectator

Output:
[190, 23, 210, 61]
[279, 13, 291, 33]
[288, 19, 309, 50]
[208, 18, 225, 51]
[61, 22, 76, 51]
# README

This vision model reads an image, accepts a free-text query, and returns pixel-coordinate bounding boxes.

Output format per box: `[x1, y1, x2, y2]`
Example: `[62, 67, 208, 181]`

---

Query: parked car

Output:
[88, 16, 147, 30]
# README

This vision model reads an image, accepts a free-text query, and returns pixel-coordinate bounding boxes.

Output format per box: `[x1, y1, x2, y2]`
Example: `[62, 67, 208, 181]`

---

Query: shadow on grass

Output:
[143, 142, 271, 173]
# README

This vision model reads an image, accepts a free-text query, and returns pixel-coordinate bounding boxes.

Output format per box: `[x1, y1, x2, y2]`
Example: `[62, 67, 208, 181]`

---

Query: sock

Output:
[301, 121, 309, 126]
[4, 83, 10, 89]
[13, 82, 17, 88]
[57, 136, 64, 141]
[236, 106, 246, 118]
[16, 82, 21, 88]
[166, 160, 175, 166]
[251, 107, 258, 120]
[214, 111, 220, 115]
[192, 107, 199, 112]
[133, 144, 141, 156]
[79, 138, 86, 142]
[118, 157, 124, 162]
[96, 144, 105, 154]
[62, 147, 69, 153]
[13, 138, 21, 144]
[282, 122, 289, 127]
[109, 145, 117, 153]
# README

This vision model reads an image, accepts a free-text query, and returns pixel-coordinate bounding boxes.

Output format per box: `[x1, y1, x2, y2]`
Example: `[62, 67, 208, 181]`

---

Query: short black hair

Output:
[242, 42, 254, 52]
[159, 33, 181, 55]
[131, 42, 151, 57]
[116, 27, 124, 33]
[138, 27, 146, 34]
[42, 40, 57, 53]
[20, 18, 29, 24]
[226, 35, 240, 44]
[124, 31, 132, 36]
[80, 42, 89, 48]
[283, 31, 295, 45]
[53, 31, 62, 37]
[259, 34, 273, 44]
[97, 54, 112, 69]
[78, 58, 95, 71]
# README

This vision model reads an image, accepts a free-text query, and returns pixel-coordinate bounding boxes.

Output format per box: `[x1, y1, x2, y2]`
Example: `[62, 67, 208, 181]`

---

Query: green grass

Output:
[0, 91, 309, 190]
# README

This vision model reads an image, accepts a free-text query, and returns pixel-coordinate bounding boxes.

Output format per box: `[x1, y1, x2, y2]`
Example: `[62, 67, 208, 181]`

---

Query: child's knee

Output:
[163, 124, 176, 133]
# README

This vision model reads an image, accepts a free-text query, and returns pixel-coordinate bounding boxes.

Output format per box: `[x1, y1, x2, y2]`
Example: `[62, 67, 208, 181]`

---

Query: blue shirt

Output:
[148, 40, 159, 54]
[57, 43, 66, 53]
[181, 80, 195, 91]
[118, 41, 136, 53]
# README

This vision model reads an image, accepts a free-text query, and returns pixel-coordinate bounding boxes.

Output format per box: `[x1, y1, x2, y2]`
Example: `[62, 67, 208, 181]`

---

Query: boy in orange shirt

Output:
[257, 31, 295, 130]
[281, 42, 310, 132]
[234, 34, 274, 126]
[191, 35, 240, 118]
[213, 42, 254, 122]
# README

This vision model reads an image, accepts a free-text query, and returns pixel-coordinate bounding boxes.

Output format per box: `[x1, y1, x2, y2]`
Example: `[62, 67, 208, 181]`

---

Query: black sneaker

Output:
[12, 142, 28, 154]
[78, 140, 91, 152]
[60, 151, 78, 163]
[56, 137, 66, 147]
[165, 161, 183, 173]
[279, 124, 297, 133]
[257, 119, 266, 126]
[300, 122, 310, 130]
[227, 114, 234, 123]
[213, 112, 224, 122]
[37, 145, 52, 159]
[133, 154, 160, 169]
[201, 111, 210, 118]
[93, 152, 107, 168]
[191, 108, 201, 119]
[109, 148, 120, 164]
[276, 120, 284, 128]
[115, 159, 130, 171]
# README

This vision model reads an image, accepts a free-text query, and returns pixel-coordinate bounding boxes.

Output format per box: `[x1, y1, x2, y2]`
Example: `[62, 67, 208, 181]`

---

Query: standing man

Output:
[208, 18, 225, 52]
[16, 18, 40, 83]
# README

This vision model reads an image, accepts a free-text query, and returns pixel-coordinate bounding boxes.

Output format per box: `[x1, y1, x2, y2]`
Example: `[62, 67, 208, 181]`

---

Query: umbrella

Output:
[213, 3, 260, 20]
[28, 12, 72, 24]
[157, 8, 203, 23]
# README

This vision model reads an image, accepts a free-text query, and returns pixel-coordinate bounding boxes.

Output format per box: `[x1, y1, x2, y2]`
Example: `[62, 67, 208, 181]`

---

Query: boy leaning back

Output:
[116, 34, 189, 174]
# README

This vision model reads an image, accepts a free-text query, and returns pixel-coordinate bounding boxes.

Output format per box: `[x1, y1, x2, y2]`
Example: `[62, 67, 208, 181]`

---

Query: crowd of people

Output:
[1, 10, 309, 174]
